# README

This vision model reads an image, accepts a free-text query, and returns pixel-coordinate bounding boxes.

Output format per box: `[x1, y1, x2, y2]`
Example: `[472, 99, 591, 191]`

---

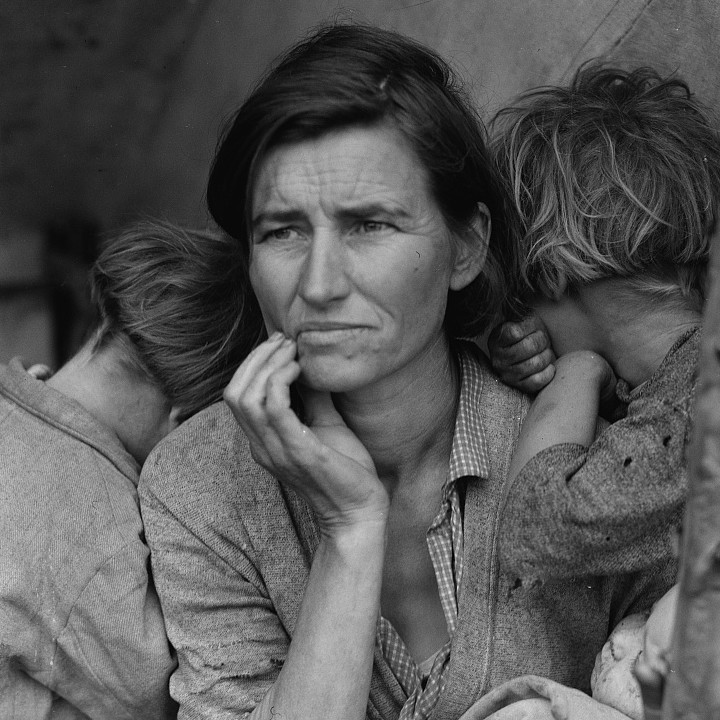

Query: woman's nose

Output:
[298, 233, 351, 305]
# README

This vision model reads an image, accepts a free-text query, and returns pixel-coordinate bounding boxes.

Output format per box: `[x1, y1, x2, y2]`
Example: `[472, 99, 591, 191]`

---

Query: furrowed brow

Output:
[339, 202, 410, 221]
[251, 209, 304, 228]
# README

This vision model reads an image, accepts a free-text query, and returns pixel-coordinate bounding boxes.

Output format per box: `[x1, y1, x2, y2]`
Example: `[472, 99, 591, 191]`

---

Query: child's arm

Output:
[507, 351, 615, 482]
[499, 354, 689, 580]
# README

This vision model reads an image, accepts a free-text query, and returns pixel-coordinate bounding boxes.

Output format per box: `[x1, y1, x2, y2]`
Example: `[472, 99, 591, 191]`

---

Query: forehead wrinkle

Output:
[253, 152, 319, 214]
[254, 130, 429, 221]
[327, 157, 426, 223]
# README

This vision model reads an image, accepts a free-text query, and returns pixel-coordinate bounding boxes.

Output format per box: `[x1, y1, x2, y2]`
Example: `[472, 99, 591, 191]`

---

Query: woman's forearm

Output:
[250, 519, 387, 720]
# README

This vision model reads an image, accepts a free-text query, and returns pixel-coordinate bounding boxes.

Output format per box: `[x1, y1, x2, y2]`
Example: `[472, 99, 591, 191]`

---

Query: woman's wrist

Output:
[317, 500, 390, 546]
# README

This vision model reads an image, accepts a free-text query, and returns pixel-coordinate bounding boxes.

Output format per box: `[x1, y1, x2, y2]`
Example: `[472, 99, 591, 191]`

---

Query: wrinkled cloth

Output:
[383, 345, 509, 719]
[0, 358, 177, 720]
[499, 328, 698, 580]
[140, 346, 675, 720]
[458, 676, 633, 720]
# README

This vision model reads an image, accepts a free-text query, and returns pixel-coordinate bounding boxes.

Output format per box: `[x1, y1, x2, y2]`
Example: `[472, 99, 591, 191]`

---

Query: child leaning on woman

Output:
[484, 62, 720, 719]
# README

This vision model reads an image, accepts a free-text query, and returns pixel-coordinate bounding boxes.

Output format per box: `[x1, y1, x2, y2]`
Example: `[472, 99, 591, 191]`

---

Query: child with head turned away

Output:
[487, 64, 720, 719]
[0, 220, 258, 720]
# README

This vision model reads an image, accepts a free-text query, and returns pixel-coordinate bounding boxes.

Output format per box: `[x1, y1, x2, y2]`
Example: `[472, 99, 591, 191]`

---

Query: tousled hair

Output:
[91, 220, 260, 421]
[207, 22, 515, 337]
[491, 62, 720, 312]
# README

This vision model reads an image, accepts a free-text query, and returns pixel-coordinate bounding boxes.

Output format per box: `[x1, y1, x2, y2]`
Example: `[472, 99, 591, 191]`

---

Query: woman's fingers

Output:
[299, 386, 344, 427]
[225, 335, 295, 409]
[223, 333, 331, 467]
[222, 333, 386, 523]
[223, 334, 300, 461]
[264, 358, 302, 416]
[225, 331, 285, 396]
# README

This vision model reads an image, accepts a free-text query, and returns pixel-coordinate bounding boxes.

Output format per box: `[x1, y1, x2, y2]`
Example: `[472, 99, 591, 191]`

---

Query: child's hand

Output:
[488, 315, 556, 394]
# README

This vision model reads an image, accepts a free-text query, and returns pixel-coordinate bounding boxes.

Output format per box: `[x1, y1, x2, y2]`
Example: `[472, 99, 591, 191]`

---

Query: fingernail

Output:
[269, 331, 283, 342]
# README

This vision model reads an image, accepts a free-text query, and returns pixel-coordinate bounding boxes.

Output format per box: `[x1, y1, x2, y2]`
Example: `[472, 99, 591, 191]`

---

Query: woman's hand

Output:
[225, 333, 387, 720]
[224, 332, 388, 532]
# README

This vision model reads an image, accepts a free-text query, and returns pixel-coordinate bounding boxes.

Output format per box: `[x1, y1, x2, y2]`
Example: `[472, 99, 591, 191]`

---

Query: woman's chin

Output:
[298, 356, 374, 394]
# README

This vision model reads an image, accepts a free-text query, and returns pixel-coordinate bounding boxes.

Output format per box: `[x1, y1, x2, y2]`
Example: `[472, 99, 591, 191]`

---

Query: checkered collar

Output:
[447, 341, 492, 485]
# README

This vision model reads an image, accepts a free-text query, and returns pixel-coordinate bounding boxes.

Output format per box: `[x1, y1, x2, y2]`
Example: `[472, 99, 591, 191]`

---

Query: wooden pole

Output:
[663, 235, 720, 718]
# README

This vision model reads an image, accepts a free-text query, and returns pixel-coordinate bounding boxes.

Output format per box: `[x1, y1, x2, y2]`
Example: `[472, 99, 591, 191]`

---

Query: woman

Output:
[0, 220, 254, 719]
[138, 25, 674, 720]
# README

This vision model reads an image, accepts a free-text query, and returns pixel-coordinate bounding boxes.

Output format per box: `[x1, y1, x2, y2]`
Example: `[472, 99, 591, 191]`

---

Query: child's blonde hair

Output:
[492, 63, 720, 311]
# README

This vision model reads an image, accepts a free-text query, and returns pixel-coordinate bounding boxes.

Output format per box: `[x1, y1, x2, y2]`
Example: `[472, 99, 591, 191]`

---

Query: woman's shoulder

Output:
[138, 400, 315, 567]
[457, 340, 531, 473]
[140, 400, 272, 501]
[164, 400, 245, 453]
[460, 339, 531, 412]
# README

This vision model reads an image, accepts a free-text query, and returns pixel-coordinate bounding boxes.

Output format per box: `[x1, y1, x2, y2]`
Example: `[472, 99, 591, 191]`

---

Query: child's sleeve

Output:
[498, 393, 689, 579]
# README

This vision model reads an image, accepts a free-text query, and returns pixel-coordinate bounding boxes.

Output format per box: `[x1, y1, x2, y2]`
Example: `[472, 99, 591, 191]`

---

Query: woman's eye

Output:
[359, 220, 391, 234]
[260, 227, 298, 243]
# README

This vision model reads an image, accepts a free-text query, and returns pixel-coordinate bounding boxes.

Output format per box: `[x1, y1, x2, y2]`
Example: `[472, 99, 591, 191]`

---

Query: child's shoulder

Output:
[621, 327, 700, 408]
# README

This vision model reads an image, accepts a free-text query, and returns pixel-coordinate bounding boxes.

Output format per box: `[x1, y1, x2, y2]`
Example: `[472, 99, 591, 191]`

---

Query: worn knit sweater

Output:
[139, 350, 675, 720]
[498, 327, 698, 580]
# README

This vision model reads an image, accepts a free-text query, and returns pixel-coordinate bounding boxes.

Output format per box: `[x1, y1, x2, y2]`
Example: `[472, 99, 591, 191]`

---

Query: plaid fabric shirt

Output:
[377, 346, 490, 720]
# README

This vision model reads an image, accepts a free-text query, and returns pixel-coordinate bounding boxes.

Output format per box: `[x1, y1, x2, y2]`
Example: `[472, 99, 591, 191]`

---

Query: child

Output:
[484, 61, 720, 720]
[487, 63, 720, 586]
[0, 220, 258, 719]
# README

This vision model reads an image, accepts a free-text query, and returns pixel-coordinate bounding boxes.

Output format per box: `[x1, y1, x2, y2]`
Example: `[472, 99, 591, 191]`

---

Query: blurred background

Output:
[2, 0, 719, 368]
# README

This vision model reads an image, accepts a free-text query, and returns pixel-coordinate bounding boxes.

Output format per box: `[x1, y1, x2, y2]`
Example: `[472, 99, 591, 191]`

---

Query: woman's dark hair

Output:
[207, 23, 514, 337]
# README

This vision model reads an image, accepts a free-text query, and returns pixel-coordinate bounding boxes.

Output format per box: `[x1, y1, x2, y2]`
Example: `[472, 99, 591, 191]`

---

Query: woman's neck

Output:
[331, 336, 460, 495]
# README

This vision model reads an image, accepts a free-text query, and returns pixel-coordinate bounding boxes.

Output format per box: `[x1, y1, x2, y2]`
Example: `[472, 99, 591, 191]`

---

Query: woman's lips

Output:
[295, 325, 370, 346]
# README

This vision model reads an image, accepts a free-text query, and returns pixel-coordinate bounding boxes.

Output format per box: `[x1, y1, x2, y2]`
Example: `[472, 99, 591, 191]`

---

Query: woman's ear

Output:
[450, 202, 491, 291]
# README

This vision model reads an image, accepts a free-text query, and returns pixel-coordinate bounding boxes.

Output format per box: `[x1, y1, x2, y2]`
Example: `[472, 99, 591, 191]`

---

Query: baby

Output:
[590, 585, 676, 719]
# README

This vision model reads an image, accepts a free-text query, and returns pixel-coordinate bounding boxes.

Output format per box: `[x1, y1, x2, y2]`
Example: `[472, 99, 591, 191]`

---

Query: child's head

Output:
[492, 63, 720, 312]
[90, 220, 261, 422]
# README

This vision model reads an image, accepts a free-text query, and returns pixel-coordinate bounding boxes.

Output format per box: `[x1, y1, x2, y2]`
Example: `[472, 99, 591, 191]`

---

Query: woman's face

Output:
[249, 124, 483, 393]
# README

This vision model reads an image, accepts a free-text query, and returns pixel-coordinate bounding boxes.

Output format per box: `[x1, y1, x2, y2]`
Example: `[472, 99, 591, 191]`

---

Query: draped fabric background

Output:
[1, 0, 719, 362]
